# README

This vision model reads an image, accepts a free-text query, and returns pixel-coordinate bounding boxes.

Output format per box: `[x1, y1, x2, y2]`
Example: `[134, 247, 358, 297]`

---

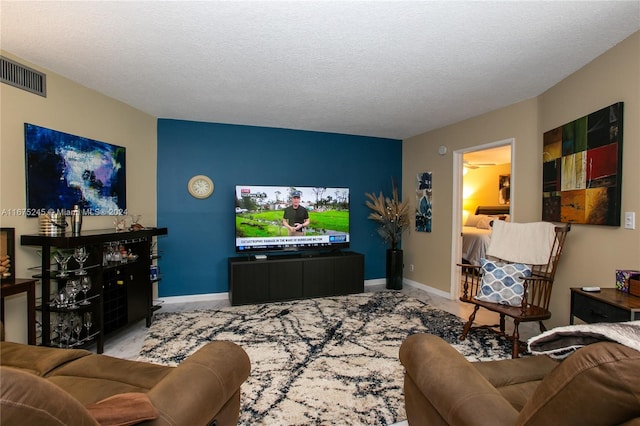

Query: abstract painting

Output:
[25, 123, 126, 216]
[416, 172, 432, 232]
[542, 102, 623, 226]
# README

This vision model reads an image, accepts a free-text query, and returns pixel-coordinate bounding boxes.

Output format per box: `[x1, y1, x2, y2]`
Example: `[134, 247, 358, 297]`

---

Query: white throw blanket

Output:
[528, 321, 640, 359]
[487, 220, 556, 265]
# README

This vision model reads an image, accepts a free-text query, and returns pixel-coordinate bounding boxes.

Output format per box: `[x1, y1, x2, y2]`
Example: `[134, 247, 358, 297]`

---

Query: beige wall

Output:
[403, 98, 539, 294]
[538, 32, 640, 327]
[0, 52, 157, 343]
[403, 31, 639, 328]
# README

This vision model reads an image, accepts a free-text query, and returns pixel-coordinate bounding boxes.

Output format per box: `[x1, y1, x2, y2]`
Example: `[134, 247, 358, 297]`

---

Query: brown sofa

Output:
[1, 339, 251, 425]
[399, 333, 640, 425]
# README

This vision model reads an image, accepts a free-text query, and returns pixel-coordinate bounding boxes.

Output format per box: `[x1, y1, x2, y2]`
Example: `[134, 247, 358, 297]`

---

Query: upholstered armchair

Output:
[399, 333, 640, 425]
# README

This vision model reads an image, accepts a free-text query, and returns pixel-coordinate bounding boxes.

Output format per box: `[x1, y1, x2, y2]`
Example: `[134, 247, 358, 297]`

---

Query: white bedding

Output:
[461, 226, 492, 266]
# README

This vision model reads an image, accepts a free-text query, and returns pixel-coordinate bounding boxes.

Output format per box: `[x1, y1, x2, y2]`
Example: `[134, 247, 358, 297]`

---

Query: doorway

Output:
[450, 139, 514, 298]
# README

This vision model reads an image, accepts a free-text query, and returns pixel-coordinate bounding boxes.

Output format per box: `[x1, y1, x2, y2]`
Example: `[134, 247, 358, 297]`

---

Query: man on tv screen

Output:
[282, 191, 310, 236]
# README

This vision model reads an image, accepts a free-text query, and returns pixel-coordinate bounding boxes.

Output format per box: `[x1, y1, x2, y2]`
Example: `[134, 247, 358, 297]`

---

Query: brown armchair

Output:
[458, 222, 570, 358]
[399, 333, 640, 425]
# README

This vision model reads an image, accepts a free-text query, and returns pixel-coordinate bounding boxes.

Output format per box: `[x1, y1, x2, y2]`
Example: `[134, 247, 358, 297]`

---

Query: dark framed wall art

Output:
[416, 172, 432, 232]
[542, 102, 623, 226]
[24, 123, 126, 216]
[499, 174, 510, 205]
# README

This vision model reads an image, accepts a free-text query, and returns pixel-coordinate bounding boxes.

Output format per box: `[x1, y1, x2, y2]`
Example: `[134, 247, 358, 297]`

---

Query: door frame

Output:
[449, 138, 515, 299]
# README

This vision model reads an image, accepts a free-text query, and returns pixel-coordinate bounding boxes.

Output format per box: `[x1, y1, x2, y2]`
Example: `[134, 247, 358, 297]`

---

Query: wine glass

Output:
[79, 275, 92, 305]
[83, 312, 93, 335]
[72, 314, 83, 344]
[53, 251, 72, 277]
[65, 279, 80, 309]
[54, 288, 68, 308]
[67, 315, 78, 344]
[73, 247, 89, 275]
[56, 317, 66, 347]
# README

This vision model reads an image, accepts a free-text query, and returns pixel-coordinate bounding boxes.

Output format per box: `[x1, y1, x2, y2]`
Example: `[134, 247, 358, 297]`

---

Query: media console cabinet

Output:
[228, 251, 364, 306]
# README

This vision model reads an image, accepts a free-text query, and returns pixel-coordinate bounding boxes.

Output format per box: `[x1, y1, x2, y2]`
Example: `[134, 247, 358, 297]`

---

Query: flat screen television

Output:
[235, 185, 350, 253]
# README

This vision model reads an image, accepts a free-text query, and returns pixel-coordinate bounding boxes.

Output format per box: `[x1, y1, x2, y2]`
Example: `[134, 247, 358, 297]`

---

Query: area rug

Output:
[138, 291, 515, 425]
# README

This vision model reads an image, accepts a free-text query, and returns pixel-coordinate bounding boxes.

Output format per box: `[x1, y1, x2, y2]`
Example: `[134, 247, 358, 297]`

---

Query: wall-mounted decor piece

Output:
[24, 123, 126, 216]
[542, 102, 623, 226]
[187, 175, 214, 199]
[416, 172, 432, 232]
[499, 174, 510, 205]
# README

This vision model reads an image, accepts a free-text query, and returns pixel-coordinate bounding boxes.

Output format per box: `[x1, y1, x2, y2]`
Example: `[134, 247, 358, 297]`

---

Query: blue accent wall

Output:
[157, 119, 401, 297]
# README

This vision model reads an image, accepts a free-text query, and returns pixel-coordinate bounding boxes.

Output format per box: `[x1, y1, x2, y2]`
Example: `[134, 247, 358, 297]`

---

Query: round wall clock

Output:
[187, 175, 214, 199]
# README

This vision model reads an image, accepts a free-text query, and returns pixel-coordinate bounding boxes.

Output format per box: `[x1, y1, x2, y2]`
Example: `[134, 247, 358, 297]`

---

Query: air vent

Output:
[1, 56, 46, 97]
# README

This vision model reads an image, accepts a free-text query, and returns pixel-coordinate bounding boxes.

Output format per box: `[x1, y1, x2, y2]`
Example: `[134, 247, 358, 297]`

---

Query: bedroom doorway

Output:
[450, 139, 514, 298]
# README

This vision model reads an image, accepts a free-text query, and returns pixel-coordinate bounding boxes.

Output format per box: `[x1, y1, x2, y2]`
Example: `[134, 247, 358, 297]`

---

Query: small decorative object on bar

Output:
[365, 178, 410, 290]
[38, 211, 67, 236]
[415, 172, 432, 233]
[114, 217, 127, 232]
[129, 214, 144, 231]
[542, 102, 623, 226]
[70, 204, 82, 235]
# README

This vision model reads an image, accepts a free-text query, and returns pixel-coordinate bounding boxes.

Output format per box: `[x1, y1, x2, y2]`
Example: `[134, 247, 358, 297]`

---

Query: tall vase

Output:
[386, 248, 403, 290]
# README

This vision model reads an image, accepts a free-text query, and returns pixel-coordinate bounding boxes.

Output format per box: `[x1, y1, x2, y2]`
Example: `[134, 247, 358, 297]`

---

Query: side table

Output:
[570, 287, 640, 324]
[0, 278, 37, 344]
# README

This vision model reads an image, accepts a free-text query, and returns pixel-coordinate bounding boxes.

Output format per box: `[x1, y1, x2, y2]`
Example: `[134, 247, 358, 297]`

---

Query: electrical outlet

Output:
[624, 212, 636, 230]
[409, 264, 414, 272]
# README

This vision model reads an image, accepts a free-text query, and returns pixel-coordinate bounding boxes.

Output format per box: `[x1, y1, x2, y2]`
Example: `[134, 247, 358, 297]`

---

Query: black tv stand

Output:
[228, 251, 364, 306]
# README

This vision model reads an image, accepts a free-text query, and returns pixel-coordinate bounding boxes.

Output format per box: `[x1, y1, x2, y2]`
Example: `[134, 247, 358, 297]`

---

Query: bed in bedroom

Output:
[461, 206, 510, 266]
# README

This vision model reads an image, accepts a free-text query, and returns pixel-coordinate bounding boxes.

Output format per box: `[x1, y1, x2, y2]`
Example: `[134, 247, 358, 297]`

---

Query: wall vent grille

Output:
[1, 56, 46, 97]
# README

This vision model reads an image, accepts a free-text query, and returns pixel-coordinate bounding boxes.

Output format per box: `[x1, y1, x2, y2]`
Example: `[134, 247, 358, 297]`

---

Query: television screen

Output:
[235, 185, 350, 253]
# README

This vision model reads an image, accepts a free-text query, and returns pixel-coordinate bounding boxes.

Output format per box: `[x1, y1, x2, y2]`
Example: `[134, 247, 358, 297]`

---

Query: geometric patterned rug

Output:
[137, 291, 516, 425]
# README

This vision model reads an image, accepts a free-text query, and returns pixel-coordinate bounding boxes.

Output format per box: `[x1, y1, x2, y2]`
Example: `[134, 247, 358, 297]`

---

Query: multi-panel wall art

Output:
[542, 102, 623, 226]
[25, 123, 126, 216]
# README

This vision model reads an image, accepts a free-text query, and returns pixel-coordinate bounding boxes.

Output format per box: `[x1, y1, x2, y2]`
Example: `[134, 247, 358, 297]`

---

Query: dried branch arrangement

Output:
[365, 181, 410, 250]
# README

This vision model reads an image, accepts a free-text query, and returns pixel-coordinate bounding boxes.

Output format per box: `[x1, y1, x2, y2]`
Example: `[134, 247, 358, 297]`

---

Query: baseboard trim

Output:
[403, 279, 453, 299]
[158, 292, 229, 305]
[159, 278, 452, 305]
[364, 278, 386, 287]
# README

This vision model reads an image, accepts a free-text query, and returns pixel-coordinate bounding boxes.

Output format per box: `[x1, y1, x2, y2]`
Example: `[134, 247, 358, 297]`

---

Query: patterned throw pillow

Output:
[474, 259, 532, 306]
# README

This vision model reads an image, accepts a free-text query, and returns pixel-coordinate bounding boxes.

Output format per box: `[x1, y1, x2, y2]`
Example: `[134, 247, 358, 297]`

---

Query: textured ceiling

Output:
[2, 1, 639, 140]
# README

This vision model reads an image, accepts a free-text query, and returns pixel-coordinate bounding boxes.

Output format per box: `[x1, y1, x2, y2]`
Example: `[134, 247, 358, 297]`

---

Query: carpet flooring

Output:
[137, 291, 516, 425]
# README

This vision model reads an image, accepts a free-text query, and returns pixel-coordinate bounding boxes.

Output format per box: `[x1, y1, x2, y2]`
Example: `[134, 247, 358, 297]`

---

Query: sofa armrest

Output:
[146, 341, 251, 426]
[517, 342, 640, 425]
[399, 334, 518, 426]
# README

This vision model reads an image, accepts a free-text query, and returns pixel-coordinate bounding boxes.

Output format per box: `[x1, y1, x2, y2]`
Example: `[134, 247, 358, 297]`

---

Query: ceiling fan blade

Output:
[464, 161, 496, 168]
